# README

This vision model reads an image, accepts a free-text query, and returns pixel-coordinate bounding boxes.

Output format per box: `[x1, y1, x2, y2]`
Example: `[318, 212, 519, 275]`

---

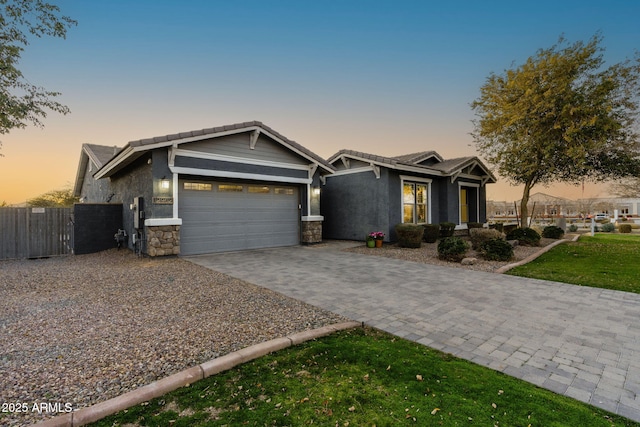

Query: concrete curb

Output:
[495, 233, 580, 274]
[33, 321, 361, 427]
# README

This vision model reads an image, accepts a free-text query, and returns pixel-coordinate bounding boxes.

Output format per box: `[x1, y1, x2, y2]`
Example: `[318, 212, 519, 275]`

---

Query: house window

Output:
[403, 182, 428, 224]
[184, 182, 212, 191]
[218, 184, 243, 192]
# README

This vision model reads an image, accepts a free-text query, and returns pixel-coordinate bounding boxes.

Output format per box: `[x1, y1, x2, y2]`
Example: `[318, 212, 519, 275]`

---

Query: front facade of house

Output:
[74, 121, 332, 256]
[321, 150, 496, 242]
[74, 122, 496, 255]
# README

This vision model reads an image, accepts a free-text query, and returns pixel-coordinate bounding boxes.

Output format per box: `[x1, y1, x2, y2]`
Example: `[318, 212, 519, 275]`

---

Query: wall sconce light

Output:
[312, 187, 321, 196]
[160, 178, 171, 190]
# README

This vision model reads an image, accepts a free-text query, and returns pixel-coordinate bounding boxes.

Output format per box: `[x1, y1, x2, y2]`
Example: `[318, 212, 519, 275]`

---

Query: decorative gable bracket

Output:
[340, 156, 350, 169]
[168, 144, 178, 167]
[249, 129, 260, 150]
[308, 163, 318, 180]
[371, 163, 380, 179]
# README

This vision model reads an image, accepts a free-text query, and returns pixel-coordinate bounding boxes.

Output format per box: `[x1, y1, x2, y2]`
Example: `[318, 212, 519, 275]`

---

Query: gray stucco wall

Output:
[322, 169, 391, 241]
[151, 149, 174, 219]
[79, 161, 112, 203]
[109, 154, 153, 251]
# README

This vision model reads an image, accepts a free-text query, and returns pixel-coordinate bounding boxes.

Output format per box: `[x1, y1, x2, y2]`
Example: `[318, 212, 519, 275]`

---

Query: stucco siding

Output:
[322, 170, 391, 241]
[79, 161, 112, 203]
[109, 155, 153, 251]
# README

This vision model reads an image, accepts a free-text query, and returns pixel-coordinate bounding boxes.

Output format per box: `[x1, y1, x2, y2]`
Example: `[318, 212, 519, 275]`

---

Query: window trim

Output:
[400, 176, 432, 224]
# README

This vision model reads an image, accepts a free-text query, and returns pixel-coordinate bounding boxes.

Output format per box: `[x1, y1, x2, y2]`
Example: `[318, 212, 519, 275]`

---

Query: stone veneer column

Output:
[146, 225, 180, 256]
[301, 216, 323, 244]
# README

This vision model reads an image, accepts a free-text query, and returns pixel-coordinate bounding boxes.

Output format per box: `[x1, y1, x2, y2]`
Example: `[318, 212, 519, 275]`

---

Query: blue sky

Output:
[2, 0, 639, 204]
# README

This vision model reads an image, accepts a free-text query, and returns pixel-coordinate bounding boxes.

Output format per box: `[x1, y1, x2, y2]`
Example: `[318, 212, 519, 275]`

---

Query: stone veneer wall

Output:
[146, 225, 180, 256]
[301, 221, 322, 244]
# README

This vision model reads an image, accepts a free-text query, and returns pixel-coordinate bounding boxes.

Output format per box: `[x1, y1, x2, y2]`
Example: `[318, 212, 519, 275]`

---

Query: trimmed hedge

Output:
[395, 223, 424, 248]
[469, 228, 505, 250]
[480, 238, 514, 261]
[489, 223, 504, 233]
[437, 237, 469, 262]
[506, 227, 541, 246]
[439, 222, 456, 238]
[601, 223, 615, 233]
[619, 223, 632, 233]
[423, 224, 440, 243]
[542, 225, 565, 239]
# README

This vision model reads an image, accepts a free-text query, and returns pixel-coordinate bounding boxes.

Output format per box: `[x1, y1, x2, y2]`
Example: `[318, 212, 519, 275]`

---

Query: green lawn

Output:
[508, 234, 640, 293]
[91, 327, 637, 427]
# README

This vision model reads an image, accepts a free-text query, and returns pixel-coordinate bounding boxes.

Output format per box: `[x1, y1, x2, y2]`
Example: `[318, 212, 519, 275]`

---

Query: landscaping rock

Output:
[461, 257, 477, 265]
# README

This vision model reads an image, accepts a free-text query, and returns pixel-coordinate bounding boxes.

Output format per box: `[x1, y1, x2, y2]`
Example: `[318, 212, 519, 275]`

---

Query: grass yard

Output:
[508, 234, 640, 293]
[91, 327, 637, 427]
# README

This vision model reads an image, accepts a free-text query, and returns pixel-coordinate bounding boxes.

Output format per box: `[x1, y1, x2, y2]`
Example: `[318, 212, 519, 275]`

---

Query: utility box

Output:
[133, 196, 145, 229]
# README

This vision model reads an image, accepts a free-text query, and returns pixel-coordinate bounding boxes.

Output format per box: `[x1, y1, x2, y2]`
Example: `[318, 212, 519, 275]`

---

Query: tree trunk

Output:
[520, 181, 533, 227]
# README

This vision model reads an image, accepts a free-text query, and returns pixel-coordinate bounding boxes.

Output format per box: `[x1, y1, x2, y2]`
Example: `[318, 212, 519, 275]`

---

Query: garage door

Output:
[179, 180, 300, 255]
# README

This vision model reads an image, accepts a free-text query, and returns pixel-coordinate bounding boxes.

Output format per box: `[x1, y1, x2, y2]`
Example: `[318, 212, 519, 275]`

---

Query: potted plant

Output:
[365, 234, 376, 248]
[368, 231, 385, 248]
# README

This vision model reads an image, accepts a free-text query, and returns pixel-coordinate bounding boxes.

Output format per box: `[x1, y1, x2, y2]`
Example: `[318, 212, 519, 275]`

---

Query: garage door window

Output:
[218, 184, 243, 192]
[248, 185, 270, 194]
[275, 187, 294, 195]
[184, 182, 212, 191]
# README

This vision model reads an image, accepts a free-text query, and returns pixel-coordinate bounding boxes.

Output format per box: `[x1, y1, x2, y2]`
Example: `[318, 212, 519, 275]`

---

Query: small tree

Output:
[27, 187, 78, 207]
[472, 34, 640, 222]
[0, 0, 77, 155]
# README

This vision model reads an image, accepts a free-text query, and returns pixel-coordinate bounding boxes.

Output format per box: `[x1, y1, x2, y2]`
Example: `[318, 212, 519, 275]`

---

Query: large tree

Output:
[0, 0, 76, 155]
[471, 34, 640, 222]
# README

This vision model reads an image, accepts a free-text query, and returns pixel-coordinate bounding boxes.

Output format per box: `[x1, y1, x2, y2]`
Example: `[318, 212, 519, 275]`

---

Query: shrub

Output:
[489, 222, 504, 233]
[437, 237, 469, 262]
[542, 225, 565, 239]
[479, 238, 514, 261]
[601, 223, 615, 233]
[568, 224, 578, 232]
[469, 228, 505, 250]
[395, 223, 424, 248]
[619, 223, 632, 234]
[439, 222, 456, 238]
[503, 224, 518, 235]
[506, 227, 541, 246]
[423, 224, 440, 243]
[467, 222, 484, 231]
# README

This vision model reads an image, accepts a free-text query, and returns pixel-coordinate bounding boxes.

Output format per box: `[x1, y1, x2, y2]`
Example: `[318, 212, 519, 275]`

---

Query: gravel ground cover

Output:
[345, 236, 562, 272]
[0, 249, 347, 426]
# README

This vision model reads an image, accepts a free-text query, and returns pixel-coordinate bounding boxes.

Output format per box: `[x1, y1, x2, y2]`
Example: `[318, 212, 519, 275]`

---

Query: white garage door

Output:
[179, 180, 300, 255]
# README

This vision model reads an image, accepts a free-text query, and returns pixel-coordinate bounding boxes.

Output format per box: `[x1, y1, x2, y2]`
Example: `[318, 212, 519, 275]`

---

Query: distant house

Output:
[487, 192, 640, 222]
[321, 150, 496, 242]
[73, 121, 333, 256]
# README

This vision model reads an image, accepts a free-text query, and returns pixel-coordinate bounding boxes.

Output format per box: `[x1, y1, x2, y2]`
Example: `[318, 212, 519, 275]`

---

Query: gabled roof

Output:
[392, 151, 443, 164]
[73, 143, 121, 197]
[327, 149, 497, 184]
[95, 121, 334, 179]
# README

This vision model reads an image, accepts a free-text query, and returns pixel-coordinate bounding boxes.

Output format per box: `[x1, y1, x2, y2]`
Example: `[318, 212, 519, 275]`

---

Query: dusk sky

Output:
[1, 0, 639, 205]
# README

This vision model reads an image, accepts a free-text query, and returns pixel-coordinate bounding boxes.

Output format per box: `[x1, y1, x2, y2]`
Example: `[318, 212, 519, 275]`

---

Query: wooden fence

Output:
[0, 207, 74, 260]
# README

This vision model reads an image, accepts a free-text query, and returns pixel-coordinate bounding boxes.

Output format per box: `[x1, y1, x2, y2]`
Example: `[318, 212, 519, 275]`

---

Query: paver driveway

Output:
[186, 242, 640, 421]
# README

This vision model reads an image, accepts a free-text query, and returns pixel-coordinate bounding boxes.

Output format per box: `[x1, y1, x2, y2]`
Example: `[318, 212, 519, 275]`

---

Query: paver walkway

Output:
[186, 242, 640, 421]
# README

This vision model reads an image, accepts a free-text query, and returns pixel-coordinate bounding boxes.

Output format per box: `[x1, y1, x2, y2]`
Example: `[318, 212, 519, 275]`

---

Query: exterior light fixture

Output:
[160, 179, 170, 190]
